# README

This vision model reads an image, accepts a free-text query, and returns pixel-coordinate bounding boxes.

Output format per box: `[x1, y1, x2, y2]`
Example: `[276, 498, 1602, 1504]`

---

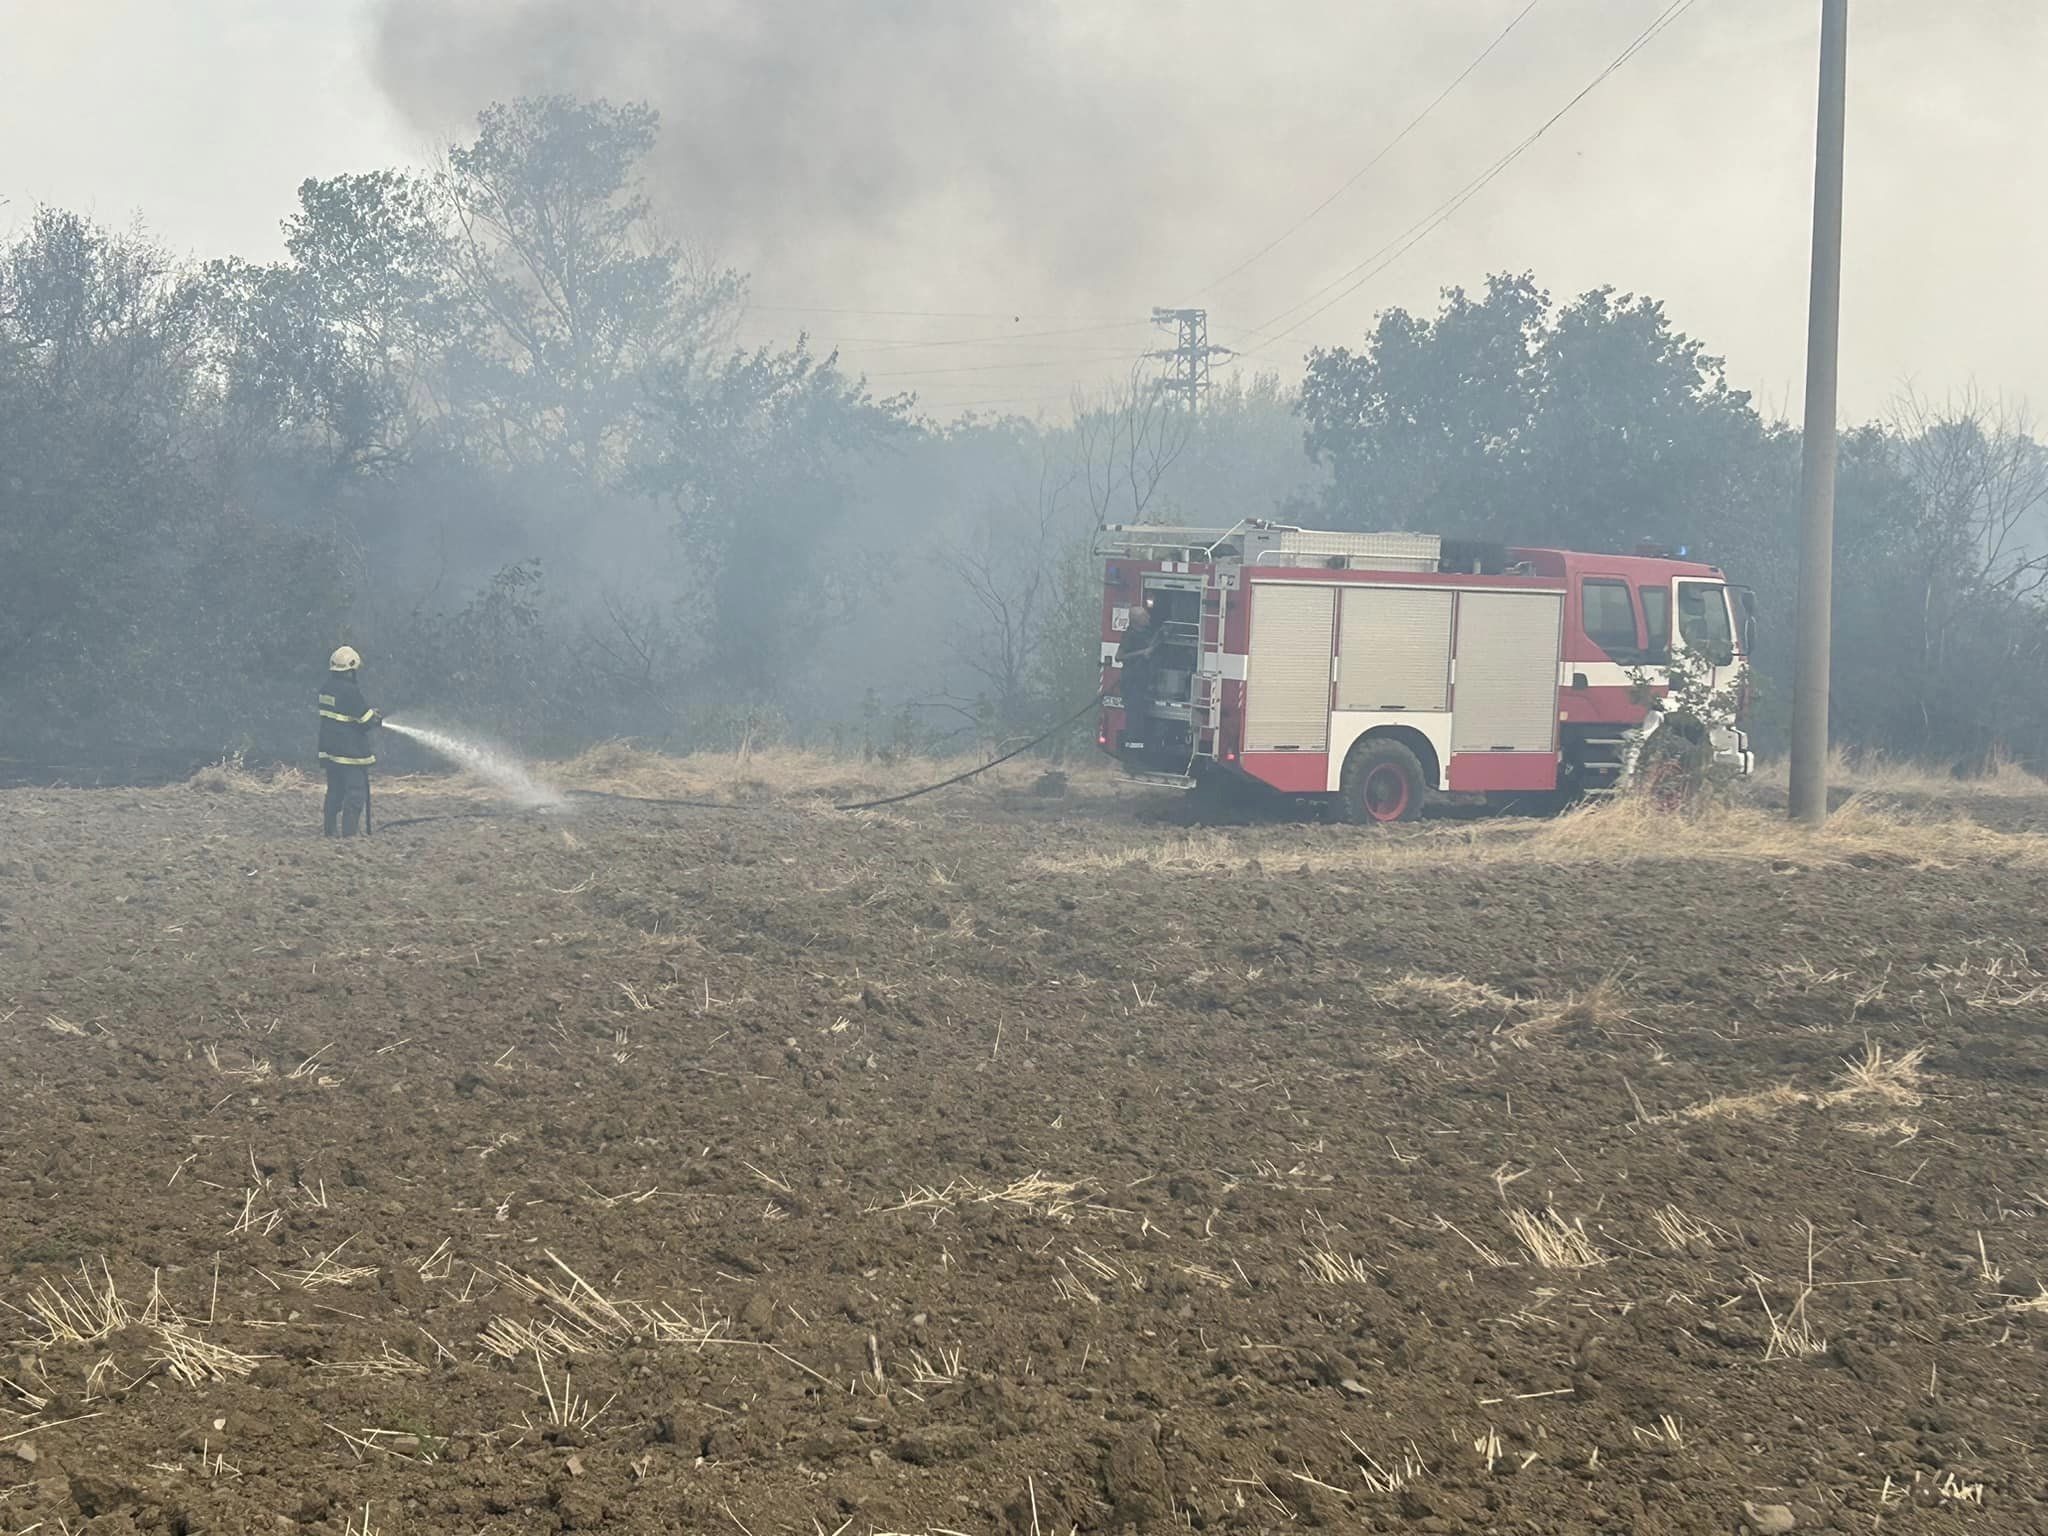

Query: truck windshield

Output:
[1676, 581, 1735, 666]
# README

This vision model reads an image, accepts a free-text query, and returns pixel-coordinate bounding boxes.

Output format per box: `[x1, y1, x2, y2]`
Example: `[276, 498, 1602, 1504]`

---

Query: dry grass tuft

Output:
[1913, 943, 2048, 1009]
[1031, 794, 2048, 877]
[486, 1252, 639, 1358]
[152, 1321, 265, 1386]
[480, 1252, 732, 1364]
[1504, 1206, 1606, 1269]
[1681, 1085, 1813, 1122]
[1756, 1279, 1827, 1361]
[1507, 976, 1634, 1044]
[315, 1344, 429, 1379]
[285, 1243, 377, 1291]
[530, 1353, 616, 1433]
[1678, 1042, 1933, 1127]
[9, 1261, 264, 1386]
[1756, 744, 2048, 799]
[18, 1260, 129, 1345]
[1826, 1041, 1929, 1107]
[1299, 1236, 1377, 1285]
[1631, 1414, 1685, 1450]
[1372, 973, 1517, 1016]
[187, 754, 311, 796]
[1370, 971, 1633, 1049]
[1346, 1435, 1429, 1495]
[873, 1173, 1094, 1224]
[1755, 1222, 1827, 1362]
[547, 740, 1102, 808]
[1649, 1205, 1722, 1252]
[904, 1346, 968, 1387]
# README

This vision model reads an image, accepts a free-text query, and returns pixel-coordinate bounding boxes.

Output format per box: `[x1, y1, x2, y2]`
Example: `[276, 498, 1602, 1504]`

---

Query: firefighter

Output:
[1116, 602, 1161, 748]
[317, 646, 382, 837]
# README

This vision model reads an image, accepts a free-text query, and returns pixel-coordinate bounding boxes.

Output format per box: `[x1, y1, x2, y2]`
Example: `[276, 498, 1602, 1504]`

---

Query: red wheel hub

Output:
[1362, 762, 1410, 822]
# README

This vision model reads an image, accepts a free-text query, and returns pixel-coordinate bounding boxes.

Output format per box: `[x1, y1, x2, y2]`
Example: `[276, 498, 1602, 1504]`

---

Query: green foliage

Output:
[1626, 647, 1741, 805]
[631, 339, 912, 697]
[4, 121, 2045, 780]
[203, 171, 460, 472]
[1302, 273, 1764, 551]
[443, 95, 744, 476]
[1030, 531, 1111, 757]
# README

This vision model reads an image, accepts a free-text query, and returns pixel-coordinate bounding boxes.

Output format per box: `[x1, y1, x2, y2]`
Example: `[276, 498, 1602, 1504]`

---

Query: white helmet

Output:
[329, 645, 362, 672]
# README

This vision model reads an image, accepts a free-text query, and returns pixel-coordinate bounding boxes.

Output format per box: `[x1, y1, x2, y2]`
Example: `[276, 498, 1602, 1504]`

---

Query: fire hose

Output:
[829, 691, 1105, 812]
[376, 692, 1106, 825]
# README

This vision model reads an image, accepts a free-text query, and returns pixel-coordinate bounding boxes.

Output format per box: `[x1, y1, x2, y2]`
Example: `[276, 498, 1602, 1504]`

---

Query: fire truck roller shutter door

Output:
[1451, 591, 1565, 754]
[1336, 586, 1453, 712]
[1243, 584, 1335, 753]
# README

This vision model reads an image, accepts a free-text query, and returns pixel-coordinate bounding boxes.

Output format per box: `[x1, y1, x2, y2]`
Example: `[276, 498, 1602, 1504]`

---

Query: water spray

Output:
[380, 721, 565, 810]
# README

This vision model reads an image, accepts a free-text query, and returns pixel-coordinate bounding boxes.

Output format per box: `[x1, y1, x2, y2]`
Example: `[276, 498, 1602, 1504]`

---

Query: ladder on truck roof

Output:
[1098, 519, 1442, 570]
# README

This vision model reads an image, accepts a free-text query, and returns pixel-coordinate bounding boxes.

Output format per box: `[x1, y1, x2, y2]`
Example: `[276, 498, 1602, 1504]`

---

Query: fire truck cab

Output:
[1097, 520, 1752, 820]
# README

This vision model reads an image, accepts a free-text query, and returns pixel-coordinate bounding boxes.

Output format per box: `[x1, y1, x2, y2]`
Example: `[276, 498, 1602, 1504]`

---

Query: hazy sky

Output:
[3, 0, 2041, 423]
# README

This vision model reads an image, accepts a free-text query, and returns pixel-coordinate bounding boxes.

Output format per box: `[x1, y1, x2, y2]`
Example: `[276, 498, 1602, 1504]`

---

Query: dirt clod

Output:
[1101, 1425, 1170, 1526]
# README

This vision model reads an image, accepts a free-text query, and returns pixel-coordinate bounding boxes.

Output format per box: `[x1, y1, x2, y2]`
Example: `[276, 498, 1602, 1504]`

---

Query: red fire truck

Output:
[1097, 521, 1753, 820]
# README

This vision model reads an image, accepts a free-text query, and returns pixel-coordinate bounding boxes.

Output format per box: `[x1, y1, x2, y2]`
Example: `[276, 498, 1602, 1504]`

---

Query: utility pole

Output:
[1148, 308, 1234, 410]
[1788, 0, 1849, 827]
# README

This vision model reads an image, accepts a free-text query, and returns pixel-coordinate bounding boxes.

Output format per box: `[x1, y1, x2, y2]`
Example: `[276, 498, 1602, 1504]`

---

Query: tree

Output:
[1160, 370, 1330, 526]
[631, 339, 910, 698]
[442, 96, 742, 477]
[1069, 365, 1193, 527]
[1833, 392, 2048, 761]
[936, 435, 1086, 736]
[1300, 273, 1766, 553]
[0, 209, 208, 690]
[1300, 273, 1547, 535]
[204, 171, 463, 474]
[1521, 286, 1764, 553]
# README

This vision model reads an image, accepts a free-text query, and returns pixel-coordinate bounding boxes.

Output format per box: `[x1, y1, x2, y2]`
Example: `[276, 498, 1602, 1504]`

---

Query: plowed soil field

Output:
[4, 771, 2048, 1535]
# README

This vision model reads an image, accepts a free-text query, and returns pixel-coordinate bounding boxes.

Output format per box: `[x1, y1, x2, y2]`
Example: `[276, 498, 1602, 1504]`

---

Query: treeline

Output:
[3, 98, 2043, 777]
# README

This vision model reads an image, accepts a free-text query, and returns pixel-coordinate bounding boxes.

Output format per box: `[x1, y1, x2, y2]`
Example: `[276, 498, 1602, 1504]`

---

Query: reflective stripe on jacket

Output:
[317, 672, 378, 766]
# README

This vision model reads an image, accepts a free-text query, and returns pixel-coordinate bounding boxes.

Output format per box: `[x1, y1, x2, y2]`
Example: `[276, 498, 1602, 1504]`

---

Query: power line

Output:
[1246, 0, 1702, 347]
[1236, 0, 1707, 356]
[1199, 0, 1545, 296]
[746, 302, 1048, 320]
[804, 319, 1154, 353]
[911, 395, 1084, 417]
[865, 349, 1149, 380]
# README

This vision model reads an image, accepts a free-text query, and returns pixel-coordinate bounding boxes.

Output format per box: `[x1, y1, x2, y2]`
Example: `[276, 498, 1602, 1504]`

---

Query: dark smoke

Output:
[369, 0, 1209, 299]
[364, 1, 2048, 422]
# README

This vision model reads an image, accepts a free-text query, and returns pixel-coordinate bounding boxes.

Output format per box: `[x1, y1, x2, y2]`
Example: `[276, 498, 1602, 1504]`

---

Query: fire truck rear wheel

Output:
[1340, 738, 1427, 825]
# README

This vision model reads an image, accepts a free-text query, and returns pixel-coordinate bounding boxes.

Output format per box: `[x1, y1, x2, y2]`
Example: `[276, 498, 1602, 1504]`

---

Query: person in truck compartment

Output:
[1116, 602, 1160, 746]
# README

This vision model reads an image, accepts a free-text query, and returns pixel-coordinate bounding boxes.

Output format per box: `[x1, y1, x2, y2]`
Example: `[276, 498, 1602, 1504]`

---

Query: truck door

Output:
[1673, 577, 1741, 694]
[1448, 589, 1564, 793]
[1243, 583, 1335, 756]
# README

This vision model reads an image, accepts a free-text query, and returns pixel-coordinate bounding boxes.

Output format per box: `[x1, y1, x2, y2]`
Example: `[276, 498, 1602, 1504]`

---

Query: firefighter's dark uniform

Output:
[1117, 615, 1160, 747]
[317, 673, 380, 837]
